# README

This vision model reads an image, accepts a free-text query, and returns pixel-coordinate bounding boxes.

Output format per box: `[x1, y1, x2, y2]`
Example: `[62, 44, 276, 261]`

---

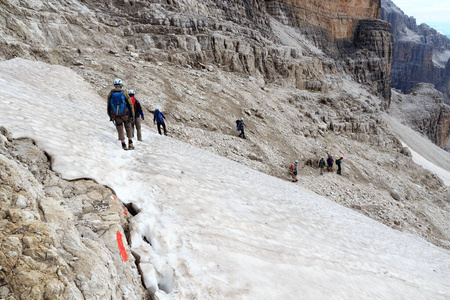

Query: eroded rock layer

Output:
[0, 127, 148, 300]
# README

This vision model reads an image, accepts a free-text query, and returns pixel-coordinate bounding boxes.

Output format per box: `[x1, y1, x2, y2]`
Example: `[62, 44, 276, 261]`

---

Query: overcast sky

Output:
[393, 0, 450, 37]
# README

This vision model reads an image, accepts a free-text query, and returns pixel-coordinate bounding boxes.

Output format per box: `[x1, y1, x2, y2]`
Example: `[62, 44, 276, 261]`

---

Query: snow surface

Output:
[1, 58, 450, 299]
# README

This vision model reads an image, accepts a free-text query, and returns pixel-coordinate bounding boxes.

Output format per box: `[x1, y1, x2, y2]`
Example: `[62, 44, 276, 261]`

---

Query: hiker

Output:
[336, 156, 343, 175]
[128, 89, 144, 141]
[107, 78, 135, 150]
[153, 108, 167, 136]
[236, 117, 246, 139]
[327, 154, 334, 172]
[291, 160, 299, 182]
[319, 156, 325, 175]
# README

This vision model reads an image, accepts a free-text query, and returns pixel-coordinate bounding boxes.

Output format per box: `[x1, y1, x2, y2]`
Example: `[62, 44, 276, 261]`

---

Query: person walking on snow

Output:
[319, 156, 325, 175]
[153, 108, 167, 136]
[336, 156, 343, 175]
[292, 160, 298, 182]
[128, 89, 144, 141]
[107, 78, 135, 150]
[236, 117, 246, 139]
[327, 154, 334, 172]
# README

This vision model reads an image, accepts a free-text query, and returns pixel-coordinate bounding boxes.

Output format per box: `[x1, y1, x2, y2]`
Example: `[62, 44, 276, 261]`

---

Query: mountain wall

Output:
[381, 0, 450, 102]
[381, 0, 450, 149]
[0, 0, 392, 103]
[265, 0, 381, 39]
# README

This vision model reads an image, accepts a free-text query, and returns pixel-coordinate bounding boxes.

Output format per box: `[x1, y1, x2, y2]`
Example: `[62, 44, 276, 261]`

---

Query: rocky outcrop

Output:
[345, 19, 393, 107]
[0, 128, 148, 299]
[390, 84, 450, 149]
[381, 0, 450, 100]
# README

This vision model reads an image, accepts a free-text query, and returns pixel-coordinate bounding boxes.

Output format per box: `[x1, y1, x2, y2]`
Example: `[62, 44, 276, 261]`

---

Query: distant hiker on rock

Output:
[128, 89, 144, 142]
[327, 154, 334, 172]
[336, 156, 343, 175]
[107, 78, 135, 150]
[236, 117, 246, 139]
[153, 108, 167, 136]
[319, 156, 325, 175]
[290, 160, 298, 182]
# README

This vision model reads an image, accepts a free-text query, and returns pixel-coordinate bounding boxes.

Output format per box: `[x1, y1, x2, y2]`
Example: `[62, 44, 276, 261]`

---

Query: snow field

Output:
[1, 58, 449, 299]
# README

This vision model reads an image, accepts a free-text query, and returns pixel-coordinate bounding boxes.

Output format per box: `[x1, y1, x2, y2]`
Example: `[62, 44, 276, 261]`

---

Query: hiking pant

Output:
[157, 122, 167, 135]
[115, 116, 133, 141]
[132, 117, 142, 141]
[239, 128, 245, 138]
[337, 165, 341, 175]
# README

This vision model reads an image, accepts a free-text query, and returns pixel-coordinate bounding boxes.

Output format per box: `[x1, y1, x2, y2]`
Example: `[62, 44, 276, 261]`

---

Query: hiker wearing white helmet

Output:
[236, 117, 246, 139]
[153, 108, 167, 136]
[327, 154, 334, 172]
[128, 89, 144, 141]
[107, 78, 135, 150]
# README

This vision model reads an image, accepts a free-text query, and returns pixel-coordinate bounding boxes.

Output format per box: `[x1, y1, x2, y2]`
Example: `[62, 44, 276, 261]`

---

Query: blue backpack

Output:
[110, 91, 129, 117]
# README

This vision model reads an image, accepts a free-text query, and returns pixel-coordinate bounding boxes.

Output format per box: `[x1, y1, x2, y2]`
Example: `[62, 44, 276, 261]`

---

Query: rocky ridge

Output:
[0, 0, 392, 104]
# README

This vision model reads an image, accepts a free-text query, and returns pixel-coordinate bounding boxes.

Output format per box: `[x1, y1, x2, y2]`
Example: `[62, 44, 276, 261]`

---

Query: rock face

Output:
[0, 0, 392, 102]
[0, 128, 148, 299]
[381, 0, 450, 103]
[265, 0, 381, 39]
[390, 84, 450, 149]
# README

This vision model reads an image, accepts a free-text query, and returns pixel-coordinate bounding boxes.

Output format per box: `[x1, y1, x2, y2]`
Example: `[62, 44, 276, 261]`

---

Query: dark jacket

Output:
[236, 120, 245, 131]
[327, 157, 333, 166]
[130, 96, 144, 119]
[319, 159, 325, 168]
[153, 110, 166, 123]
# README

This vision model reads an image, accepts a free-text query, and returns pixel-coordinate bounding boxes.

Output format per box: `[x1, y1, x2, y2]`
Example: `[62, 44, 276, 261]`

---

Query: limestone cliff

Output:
[265, 0, 381, 39]
[0, 0, 392, 102]
[381, 0, 450, 102]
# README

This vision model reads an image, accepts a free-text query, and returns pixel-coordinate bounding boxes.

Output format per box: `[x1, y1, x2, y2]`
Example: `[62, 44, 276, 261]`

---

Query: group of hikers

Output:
[290, 155, 343, 182]
[107, 78, 167, 150]
[108, 78, 343, 182]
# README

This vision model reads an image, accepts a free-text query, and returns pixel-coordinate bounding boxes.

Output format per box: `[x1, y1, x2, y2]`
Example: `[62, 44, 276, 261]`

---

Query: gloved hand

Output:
[110, 116, 115, 121]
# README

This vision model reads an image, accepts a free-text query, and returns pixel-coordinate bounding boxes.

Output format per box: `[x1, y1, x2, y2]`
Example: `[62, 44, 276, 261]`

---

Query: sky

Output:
[393, 0, 450, 37]
[1, 58, 450, 299]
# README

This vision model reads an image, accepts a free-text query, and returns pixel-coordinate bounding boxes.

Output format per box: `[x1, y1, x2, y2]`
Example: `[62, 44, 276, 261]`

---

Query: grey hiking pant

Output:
[115, 116, 133, 141]
[132, 117, 142, 141]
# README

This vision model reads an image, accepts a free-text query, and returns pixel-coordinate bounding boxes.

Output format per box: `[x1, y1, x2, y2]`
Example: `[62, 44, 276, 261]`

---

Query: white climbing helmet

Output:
[113, 78, 123, 87]
[128, 89, 135, 95]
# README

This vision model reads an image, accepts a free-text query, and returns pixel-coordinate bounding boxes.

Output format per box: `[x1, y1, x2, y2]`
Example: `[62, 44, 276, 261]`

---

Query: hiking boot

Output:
[128, 141, 135, 150]
[122, 142, 127, 150]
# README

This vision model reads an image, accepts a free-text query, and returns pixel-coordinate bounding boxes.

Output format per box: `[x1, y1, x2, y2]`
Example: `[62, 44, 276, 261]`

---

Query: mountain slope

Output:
[1, 58, 450, 299]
